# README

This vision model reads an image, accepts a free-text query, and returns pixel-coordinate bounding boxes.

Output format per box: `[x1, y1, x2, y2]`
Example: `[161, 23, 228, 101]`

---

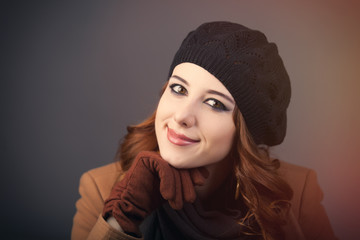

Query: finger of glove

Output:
[134, 151, 165, 175]
[124, 156, 155, 191]
[179, 170, 196, 203]
[134, 151, 176, 200]
[189, 167, 209, 186]
[108, 156, 147, 200]
[168, 168, 184, 210]
[155, 159, 176, 201]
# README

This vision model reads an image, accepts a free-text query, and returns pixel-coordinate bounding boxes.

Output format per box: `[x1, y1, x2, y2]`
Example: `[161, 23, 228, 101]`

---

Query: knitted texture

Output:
[168, 21, 291, 146]
[102, 151, 209, 236]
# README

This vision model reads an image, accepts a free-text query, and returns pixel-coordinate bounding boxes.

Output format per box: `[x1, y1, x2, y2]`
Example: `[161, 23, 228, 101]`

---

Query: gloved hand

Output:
[102, 151, 209, 236]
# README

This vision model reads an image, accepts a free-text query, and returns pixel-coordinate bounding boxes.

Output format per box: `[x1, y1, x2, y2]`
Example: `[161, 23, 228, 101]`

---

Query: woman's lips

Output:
[167, 127, 200, 146]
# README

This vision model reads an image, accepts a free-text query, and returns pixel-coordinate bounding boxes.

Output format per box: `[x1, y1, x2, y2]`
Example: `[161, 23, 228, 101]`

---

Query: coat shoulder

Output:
[278, 160, 313, 189]
[84, 161, 123, 200]
[278, 160, 311, 176]
[278, 161, 314, 219]
[72, 162, 124, 239]
[86, 161, 122, 179]
[277, 161, 337, 239]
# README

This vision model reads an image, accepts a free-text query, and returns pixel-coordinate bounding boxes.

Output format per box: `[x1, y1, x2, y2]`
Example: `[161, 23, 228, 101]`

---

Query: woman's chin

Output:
[160, 154, 194, 169]
[165, 159, 192, 169]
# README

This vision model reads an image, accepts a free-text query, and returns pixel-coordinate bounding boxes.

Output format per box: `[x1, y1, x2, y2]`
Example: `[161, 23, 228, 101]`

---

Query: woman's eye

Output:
[205, 99, 228, 111]
[170, 84, 187, 95]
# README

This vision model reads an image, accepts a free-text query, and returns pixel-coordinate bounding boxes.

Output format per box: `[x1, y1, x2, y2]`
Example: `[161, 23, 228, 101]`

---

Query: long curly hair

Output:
[115, 83, 293, 240]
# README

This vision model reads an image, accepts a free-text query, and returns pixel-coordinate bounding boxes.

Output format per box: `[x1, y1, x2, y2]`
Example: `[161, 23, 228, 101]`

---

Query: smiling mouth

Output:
[167, 127, 200, 146]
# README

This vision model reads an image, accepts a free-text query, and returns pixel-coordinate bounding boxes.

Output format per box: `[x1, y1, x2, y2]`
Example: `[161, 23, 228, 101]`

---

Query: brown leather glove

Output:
[102, 151, 209, 236]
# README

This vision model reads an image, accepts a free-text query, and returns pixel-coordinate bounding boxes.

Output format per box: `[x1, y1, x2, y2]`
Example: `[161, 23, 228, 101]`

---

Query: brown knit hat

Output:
[168, 21, 291, 146]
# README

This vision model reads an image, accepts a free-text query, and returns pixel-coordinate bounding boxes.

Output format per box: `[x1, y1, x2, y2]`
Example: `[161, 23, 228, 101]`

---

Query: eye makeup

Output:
[169, 75, 234, 112]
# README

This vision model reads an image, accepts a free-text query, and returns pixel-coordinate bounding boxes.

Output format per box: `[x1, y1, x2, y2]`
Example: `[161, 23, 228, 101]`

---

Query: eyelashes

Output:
[204, 98, 228, 112]
[170, 84, 187, 95]
[169, 83, 229, 112]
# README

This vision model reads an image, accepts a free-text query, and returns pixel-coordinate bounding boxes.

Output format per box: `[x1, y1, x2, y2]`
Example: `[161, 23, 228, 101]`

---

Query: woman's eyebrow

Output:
[207, 90, 235, 104]
[171, 74, 234, 104]
[170, 75, 189, 86]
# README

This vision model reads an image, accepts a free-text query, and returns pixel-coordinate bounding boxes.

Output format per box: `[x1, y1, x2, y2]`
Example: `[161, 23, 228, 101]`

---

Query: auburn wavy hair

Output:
[114, 83, 293, 240]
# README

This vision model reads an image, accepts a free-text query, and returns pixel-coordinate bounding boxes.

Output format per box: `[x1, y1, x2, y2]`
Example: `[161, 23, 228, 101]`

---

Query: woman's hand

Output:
[102, 151, 208, 236]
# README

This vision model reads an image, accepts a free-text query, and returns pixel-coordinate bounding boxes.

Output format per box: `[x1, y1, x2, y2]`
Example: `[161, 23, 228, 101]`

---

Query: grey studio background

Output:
[2, 1, 360, 239]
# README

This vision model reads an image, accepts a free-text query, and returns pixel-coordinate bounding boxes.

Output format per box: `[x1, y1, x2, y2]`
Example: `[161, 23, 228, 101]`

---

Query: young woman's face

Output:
[155, 62, 236, 168]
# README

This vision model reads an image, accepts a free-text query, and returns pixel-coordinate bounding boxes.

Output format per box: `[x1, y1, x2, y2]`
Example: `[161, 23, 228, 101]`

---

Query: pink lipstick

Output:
[167, 127, 200, 146]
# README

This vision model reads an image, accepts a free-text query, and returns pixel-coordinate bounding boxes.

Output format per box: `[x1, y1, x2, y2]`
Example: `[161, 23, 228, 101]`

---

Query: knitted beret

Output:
[168, 21, 291, 146]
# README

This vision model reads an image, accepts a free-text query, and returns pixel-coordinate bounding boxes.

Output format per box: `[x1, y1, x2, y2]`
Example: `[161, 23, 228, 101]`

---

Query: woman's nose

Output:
[173, 102, 196, 128]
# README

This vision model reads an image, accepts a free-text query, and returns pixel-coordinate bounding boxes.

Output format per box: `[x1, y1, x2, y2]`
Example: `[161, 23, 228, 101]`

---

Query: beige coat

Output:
[71, 160, 337, 240]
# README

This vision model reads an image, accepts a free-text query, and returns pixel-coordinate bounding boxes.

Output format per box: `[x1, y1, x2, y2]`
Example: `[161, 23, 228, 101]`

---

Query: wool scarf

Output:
[140, 199, 261, 240]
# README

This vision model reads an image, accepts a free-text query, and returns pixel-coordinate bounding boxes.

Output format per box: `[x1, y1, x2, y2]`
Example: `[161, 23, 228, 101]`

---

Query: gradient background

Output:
[1, 0, 360, 239]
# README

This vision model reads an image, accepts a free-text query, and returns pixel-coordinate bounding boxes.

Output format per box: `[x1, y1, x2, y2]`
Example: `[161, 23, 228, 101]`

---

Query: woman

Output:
[71, 21, 337, 240]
